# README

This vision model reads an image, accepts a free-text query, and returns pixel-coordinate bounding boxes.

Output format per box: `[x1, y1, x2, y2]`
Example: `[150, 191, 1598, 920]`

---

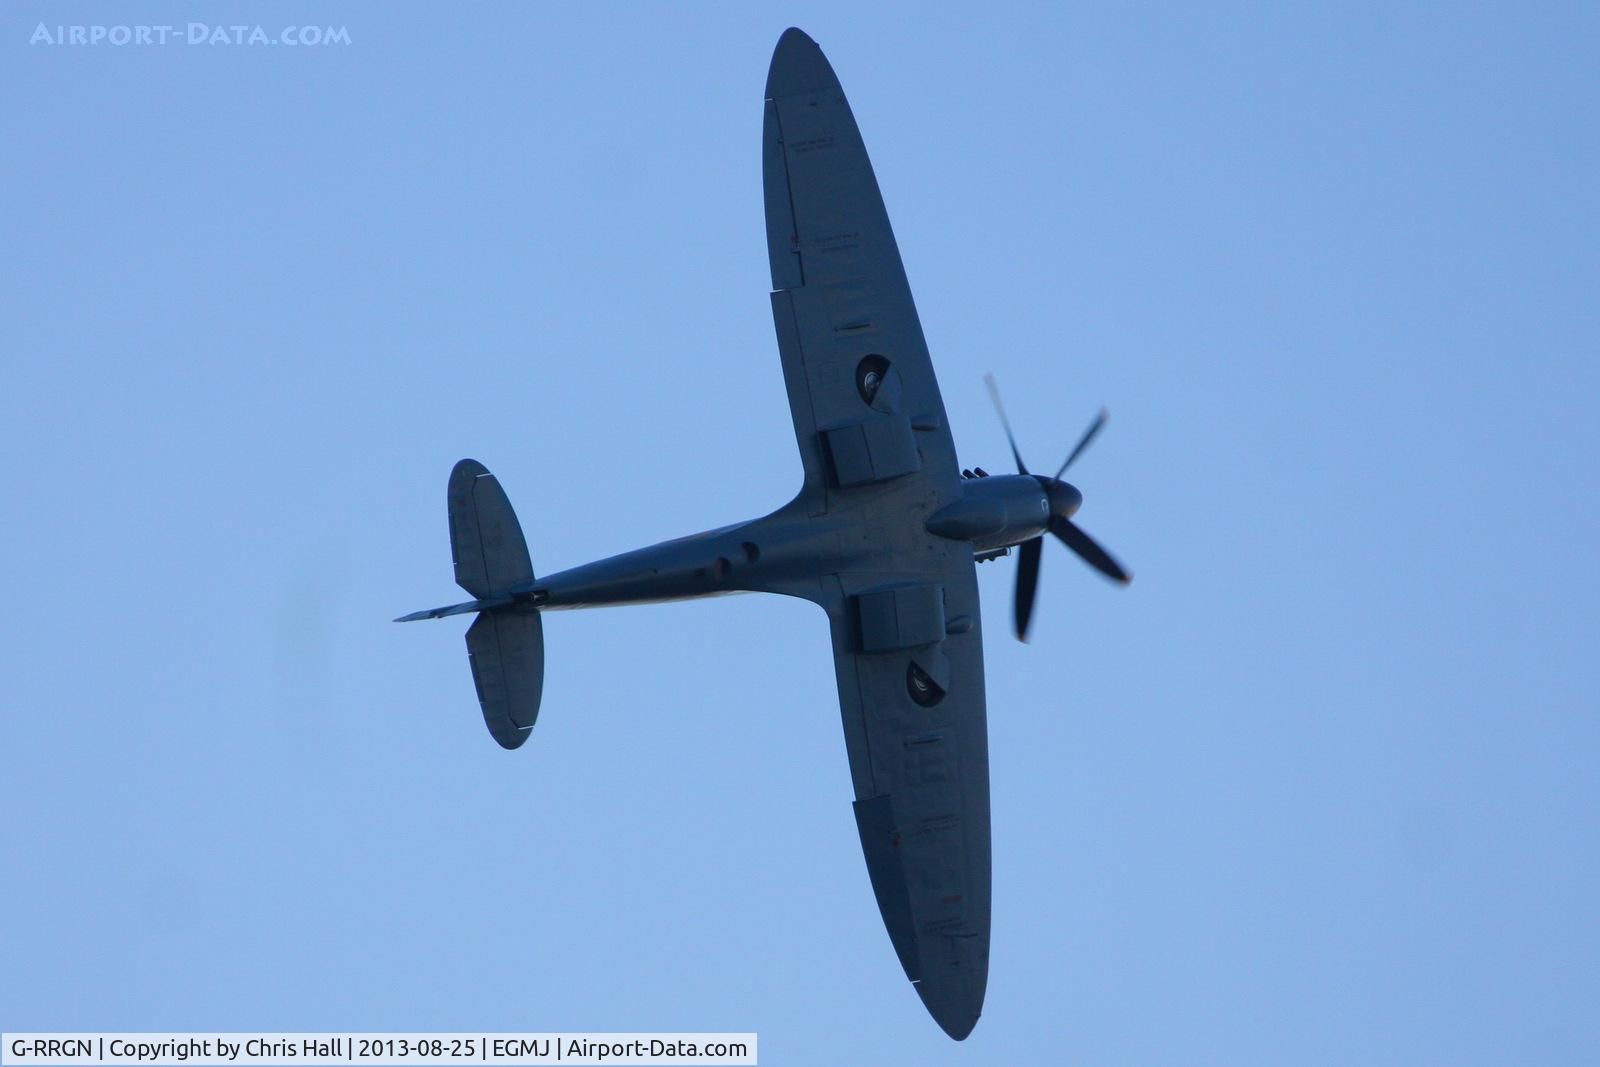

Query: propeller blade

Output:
[1054, 407, 1109, 480]
[1014, 536, 1044, 642]
[1050, 517, 1131, 585]
[983, 373, 1029, 474]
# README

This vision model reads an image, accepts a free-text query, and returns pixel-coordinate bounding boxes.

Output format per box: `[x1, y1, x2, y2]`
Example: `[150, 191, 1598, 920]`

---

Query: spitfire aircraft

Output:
[399, 28, 1129, 1041]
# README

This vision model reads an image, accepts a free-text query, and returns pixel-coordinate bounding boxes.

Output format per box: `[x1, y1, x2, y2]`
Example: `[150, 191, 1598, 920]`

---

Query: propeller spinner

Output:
[983, 374, 1131, 642]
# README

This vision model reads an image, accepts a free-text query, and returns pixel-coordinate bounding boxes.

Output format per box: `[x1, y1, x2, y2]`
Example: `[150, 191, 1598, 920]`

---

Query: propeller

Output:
[983, 374, 1131, 642]
[983, 374, 1029, 475]
[1050, 516, 1130, 584]
[1054, 408, 1108, 480]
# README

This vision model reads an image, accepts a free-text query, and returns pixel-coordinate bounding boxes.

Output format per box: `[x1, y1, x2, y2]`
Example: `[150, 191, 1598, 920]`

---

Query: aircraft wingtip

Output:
[934, 1009, 980, 1042]
[767, 27, 838, 98]
[916, 972, 986, 1042]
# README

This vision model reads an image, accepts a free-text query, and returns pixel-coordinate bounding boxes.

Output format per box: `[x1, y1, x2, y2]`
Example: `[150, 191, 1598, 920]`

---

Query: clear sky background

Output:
[3, 3, 1597, 1063]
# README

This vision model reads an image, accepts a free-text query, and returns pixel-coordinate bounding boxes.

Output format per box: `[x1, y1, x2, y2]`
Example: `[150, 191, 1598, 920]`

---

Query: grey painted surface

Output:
[397, 27, 1076, 1040]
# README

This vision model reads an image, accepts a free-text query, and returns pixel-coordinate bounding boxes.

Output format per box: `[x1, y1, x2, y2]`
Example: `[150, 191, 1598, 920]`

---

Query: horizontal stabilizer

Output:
[449, 458, 533, 599]
[399, 458, 546, 750]
[466, 608, 544, 749]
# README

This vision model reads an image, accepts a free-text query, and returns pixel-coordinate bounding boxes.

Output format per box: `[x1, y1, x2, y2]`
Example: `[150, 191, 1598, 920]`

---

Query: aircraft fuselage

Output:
[525, 473, 1069, 611]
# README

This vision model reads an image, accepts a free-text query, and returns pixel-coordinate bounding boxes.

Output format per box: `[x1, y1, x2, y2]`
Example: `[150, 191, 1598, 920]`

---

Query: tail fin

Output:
[397, 459, 544, 750]
[394, 596, 511, 623]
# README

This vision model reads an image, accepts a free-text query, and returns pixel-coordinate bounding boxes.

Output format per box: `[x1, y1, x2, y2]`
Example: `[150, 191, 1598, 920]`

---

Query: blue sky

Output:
[3, 3, 1597, 1063]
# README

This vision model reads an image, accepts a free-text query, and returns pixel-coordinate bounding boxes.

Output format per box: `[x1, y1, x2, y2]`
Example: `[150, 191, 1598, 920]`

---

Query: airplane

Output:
[398, 27, 1130, 1041]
